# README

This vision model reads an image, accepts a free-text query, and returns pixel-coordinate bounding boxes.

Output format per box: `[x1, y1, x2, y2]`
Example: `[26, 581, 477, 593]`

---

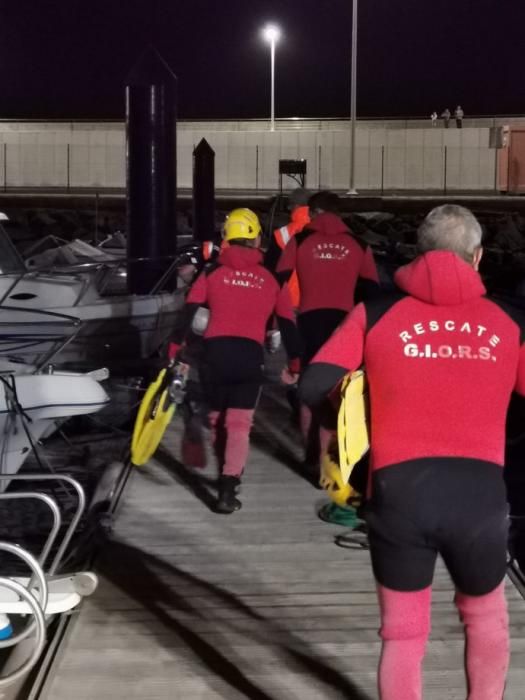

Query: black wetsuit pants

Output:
[202, 337, 264, 411]
[366, 457, 508, 596]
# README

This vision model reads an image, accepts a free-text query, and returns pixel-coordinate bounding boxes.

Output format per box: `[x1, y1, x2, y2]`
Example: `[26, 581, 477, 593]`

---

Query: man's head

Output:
[308, 191, 341, 219]
[288, 188, 310, 211]
[417, 204, 483, 269]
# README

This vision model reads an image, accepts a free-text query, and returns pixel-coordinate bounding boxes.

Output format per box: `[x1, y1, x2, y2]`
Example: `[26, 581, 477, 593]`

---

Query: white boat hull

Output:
[0, 231, 184, 369]
[0, 292, 183, 369]
[0, 373, 109, 483]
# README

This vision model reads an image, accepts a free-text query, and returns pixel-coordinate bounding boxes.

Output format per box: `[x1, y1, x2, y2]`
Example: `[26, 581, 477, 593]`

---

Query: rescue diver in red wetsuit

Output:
[300, 204, 523, 700]
[277, 191, 380, 481]
[169, 208, 301, 514]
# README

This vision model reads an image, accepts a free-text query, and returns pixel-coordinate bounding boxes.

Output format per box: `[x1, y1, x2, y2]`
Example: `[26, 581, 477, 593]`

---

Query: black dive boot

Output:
[216, 476, 242, 514]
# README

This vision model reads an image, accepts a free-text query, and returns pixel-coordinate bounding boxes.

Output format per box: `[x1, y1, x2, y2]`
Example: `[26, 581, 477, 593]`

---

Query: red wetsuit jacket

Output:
[276, 212, 380, 315]
[170, 245, 301, 371]
[299, 250, 525, 472]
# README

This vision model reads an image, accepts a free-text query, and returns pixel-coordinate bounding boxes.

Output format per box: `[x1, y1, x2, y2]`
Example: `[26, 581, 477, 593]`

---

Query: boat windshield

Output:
[0, 223, 26, 275]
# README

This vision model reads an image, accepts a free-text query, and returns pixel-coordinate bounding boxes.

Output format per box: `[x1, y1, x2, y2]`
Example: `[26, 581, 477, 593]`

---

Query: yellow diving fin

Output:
[337, 369, 369, 485]
[320, 440, 362, 508]
[131, 367, 177, 466]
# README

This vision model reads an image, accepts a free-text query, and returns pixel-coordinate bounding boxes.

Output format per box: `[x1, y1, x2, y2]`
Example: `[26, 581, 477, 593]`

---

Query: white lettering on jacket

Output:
[223, 270, 265, 290]
[399, 319, 501, 363]
[313, 243, 350, 261]
[403, 343, 496, 362]
[399, 320, 491, 342]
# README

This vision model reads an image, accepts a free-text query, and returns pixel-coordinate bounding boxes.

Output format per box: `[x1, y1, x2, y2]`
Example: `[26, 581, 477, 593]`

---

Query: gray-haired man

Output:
[300, 205, 524, 699]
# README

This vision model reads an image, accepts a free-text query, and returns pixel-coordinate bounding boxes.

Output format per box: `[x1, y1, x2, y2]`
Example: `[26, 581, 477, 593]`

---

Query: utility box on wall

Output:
[278, 159, 306, 192]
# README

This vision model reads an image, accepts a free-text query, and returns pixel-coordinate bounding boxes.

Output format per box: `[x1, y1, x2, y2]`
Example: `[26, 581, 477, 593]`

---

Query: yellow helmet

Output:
[223, 208, 261, 241]
[320, 439, 362, 509]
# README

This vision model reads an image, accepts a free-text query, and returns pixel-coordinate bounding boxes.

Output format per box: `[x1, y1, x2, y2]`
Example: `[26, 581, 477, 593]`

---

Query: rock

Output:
[492, 215, 524, 251]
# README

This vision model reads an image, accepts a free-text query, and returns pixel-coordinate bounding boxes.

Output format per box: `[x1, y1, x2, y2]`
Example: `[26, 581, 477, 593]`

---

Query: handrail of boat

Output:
[0, 541, 49, 649]
[0, 493, 61, 589]
[0, 306, 81, 328]
[0, 306, 82, 370]
[0, 474, 87, 576]
[20, 252, 188, 276]
[0, 577, 46, 686]
[0, 251, 189, 304]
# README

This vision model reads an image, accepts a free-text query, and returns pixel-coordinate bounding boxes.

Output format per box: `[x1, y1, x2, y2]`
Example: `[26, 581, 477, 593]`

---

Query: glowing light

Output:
[262, 24, 281, 44]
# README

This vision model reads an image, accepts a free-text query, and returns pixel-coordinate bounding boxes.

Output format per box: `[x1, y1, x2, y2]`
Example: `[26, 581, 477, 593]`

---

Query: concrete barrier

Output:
[0, 118, 508, 192]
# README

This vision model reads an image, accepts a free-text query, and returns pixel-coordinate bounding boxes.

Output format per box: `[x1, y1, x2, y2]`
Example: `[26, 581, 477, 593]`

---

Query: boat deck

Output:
[41, 383, 525, 699]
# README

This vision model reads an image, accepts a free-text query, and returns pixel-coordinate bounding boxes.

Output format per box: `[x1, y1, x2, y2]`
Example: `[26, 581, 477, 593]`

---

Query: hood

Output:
[218, 244, 263, 270]
[394, 251, 486, 306]
[290, 206, 311, 229]
[309, 212, 349, 236]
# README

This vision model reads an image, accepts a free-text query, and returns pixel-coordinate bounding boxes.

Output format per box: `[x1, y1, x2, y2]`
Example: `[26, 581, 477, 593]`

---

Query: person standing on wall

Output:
[300, 204, 522, 700]
[277, 190, 380, 482]
[455, 105, 464, 128]
[441, 108, 451, 128]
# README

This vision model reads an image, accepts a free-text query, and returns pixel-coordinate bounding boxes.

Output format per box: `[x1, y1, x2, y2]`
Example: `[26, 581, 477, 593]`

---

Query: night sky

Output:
[0, 0, 522, 120]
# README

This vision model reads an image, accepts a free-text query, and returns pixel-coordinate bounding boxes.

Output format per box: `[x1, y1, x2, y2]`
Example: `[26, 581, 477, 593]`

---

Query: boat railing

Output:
[0, 306, 82, 371]
[0, 475, 97, 687]
[0, 251, 186, 306]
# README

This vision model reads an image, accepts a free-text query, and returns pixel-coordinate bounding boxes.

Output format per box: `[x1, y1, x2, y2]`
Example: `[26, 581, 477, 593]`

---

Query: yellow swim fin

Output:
[131, 368, 177, 466]
[337, 370, 369, 485]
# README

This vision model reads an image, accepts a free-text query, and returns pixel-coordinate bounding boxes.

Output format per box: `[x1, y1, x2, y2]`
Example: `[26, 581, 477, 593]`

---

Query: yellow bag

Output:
[131, 368, 176, 466]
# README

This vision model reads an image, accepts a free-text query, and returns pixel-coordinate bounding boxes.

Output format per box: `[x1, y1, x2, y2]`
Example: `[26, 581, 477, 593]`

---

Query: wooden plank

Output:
[43, 385, 525, 700]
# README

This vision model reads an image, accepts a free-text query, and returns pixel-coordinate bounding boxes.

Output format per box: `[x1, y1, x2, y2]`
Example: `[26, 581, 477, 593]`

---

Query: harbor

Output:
[0, 2, 524, 696]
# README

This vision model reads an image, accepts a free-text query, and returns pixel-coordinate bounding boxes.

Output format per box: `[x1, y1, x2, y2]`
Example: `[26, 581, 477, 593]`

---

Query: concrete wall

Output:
[0, 119, 504, 191]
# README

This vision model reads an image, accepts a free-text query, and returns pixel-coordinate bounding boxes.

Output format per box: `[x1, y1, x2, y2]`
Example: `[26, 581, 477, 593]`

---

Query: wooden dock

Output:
[42, 384, 525, 699]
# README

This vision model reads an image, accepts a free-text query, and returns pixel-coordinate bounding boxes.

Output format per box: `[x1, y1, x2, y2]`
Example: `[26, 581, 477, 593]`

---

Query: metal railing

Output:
[0, 473, 92, 687]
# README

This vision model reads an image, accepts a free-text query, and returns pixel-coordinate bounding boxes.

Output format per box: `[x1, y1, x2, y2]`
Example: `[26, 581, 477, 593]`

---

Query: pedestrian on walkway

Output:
[300, 204, 523, 700]
[441, 108, 451, 128]
[169, 208, 301, 514]
[455, 105, 464, 128]
[277, 191, 380, 483]
[430, 111, 438, 127]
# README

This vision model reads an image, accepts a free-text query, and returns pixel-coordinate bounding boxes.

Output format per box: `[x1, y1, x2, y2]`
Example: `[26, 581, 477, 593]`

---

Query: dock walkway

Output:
[42, 383, 525, 699]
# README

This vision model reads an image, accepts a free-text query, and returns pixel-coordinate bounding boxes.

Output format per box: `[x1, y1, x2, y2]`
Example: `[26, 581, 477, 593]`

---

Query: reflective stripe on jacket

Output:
[273, 206, 311, 307]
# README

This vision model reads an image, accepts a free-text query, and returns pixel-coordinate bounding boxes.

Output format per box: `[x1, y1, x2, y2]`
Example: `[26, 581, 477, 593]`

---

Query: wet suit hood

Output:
[308, 212, 350, 236]
[394, 250, 486, 306]
[218, 245, 263, 270]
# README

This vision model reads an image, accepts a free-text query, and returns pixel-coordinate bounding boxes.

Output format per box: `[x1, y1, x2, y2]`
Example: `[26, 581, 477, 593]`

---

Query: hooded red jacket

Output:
[170, 245, 301, 368]
[276, 212, 379, 315]
[300, 251, 525, 471]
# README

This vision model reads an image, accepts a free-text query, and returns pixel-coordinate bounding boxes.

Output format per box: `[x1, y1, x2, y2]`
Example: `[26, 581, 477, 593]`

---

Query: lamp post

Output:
[262, 24, 281, 132]
[347, 0, 358, 195]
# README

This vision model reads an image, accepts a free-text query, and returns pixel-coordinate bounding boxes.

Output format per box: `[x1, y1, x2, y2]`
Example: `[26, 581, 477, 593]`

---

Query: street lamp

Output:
[262, 24, 281, 132]
[347, 0, 358, 195]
